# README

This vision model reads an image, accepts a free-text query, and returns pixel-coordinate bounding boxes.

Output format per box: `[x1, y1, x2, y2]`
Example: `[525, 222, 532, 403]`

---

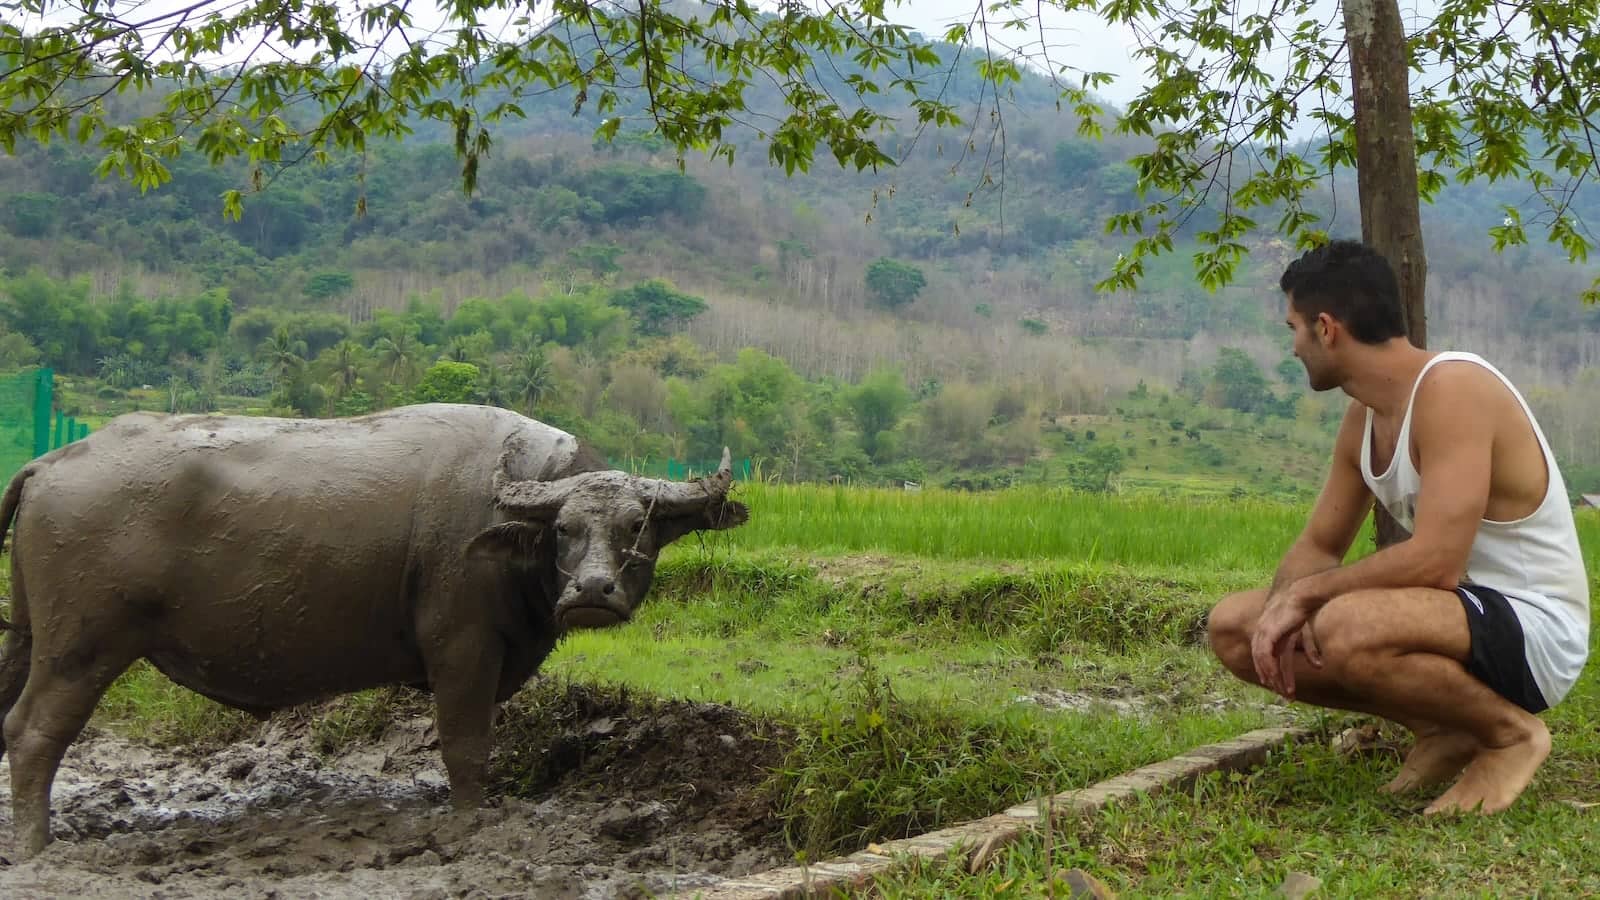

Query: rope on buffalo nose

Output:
[620, 482, 663, 573]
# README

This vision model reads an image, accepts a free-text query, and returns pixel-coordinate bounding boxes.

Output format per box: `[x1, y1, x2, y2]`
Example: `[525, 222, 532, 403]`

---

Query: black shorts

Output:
[1455, 585, 1548, 714]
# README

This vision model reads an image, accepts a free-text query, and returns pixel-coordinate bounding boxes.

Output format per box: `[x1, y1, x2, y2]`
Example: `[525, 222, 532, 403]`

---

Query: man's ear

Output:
[656, 500, 750, 547]
[464, 521, 545, 561]
[1316, 312, 1338, 345]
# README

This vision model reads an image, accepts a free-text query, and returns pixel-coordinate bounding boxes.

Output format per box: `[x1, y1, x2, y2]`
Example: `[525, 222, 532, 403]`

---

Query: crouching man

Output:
[1208, 240, 1590, 814]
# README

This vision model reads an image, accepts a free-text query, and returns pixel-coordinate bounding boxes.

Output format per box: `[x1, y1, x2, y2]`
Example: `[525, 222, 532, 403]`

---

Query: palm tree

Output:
[258, 327, 307, 397]
[477, 363, 511, 408]
[97, 353, 134, 389]
[372, 329, 420, 389]
[443, 336, 479, 366]
[513, 347, 554, 415]
[326, 339, 362, 400]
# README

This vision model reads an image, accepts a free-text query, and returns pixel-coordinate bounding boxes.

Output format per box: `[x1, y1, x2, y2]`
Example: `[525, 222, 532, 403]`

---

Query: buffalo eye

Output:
[556, 523, 571, 537]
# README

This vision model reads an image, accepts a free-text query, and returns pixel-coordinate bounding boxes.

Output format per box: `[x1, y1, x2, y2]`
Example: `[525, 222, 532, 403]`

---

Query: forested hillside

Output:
[4, 8, 1600, 497]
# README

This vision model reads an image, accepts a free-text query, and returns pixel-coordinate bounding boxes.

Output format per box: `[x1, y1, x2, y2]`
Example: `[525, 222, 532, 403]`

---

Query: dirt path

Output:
[0, 684, 792, 899]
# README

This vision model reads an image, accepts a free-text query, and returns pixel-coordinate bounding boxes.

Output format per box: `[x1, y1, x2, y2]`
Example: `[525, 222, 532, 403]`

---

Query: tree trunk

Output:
[1344, 0, 1428, 549]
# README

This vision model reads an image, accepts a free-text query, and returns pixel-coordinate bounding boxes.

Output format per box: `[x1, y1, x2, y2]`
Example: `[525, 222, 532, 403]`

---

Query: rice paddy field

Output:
[15, 482, 1600, 896]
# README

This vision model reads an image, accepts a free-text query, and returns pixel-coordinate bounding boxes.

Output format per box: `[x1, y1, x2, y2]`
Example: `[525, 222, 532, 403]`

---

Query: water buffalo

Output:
[0, 403, 747, 857]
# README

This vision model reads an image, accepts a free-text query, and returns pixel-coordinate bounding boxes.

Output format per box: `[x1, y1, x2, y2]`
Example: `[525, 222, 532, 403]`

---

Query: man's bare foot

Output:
[1423, 718, 1551, 815]
[1381, 730, 1478, 794]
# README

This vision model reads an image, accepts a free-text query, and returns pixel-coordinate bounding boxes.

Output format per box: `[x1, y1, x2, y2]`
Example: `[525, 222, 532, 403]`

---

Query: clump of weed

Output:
[905, 572, 1053, 633]
[1025, 570, 1212, 653]
[772, 655, 1065, 859]
[892, 567, 1212, 651]
[652, 553, 815, 600]
[307, 686, 423, 756]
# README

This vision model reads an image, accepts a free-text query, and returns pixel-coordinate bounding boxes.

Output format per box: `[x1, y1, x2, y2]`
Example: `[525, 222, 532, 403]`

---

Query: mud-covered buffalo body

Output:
[0, 403, 746, 856]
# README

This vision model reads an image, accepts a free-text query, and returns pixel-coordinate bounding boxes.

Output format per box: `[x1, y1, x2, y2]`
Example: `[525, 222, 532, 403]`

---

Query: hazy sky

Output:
[13, 0, 1509, 124]
[863, 0, 1152, 106]
[13, 0, 1342, 107]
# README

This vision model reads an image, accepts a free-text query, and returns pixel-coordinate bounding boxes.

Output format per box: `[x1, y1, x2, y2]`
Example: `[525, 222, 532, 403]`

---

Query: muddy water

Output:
[0, 687, 791, 899]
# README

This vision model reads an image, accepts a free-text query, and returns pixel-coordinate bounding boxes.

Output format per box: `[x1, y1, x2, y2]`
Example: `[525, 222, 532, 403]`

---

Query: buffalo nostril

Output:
[602, 581, 616, 596]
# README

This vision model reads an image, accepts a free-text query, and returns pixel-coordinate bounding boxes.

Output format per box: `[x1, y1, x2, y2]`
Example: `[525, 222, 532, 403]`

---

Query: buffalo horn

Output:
[638, 447, 735, 513]
[491, 444, 572, 515]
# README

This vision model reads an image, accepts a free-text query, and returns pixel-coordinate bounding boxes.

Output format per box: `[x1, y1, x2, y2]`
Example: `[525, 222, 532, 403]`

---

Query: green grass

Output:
[90, 660, 259, 747]
[849, 521, 1600, 896]
[870, 664, 1600, 896]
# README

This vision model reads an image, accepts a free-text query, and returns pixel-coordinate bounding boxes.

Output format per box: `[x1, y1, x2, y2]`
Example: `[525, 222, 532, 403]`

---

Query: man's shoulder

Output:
[1418, 353, 1509, 404]
[1414, 353, 1545, 449]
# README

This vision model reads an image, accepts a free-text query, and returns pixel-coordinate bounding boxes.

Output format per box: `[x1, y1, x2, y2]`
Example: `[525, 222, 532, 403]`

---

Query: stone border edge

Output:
[674, 724, 1312, 899]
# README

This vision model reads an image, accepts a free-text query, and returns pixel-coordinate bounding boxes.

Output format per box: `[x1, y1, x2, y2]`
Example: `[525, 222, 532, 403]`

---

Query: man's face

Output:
[1285, 297, 1340, 393]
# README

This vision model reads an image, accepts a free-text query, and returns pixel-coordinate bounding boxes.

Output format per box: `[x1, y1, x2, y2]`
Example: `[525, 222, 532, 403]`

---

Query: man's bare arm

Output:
[1291, 364, 1490, 604]
[1270, 400, 1375, 595]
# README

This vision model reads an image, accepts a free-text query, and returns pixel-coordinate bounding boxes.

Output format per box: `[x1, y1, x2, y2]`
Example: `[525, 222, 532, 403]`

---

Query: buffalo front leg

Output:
[426, 632, 505, 809]
[5, 649, 136, 857]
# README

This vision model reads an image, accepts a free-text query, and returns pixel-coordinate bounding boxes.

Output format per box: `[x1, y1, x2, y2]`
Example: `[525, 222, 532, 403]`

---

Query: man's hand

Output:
[1251, 583, 1323, 699]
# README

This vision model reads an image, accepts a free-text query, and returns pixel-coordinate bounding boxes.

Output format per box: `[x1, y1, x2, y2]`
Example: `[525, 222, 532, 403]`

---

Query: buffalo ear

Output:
[655, 499, 750, 547]
[464, 521, 545, 561]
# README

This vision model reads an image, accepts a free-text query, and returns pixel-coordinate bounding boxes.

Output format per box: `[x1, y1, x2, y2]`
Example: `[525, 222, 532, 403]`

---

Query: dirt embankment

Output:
[0, 682, 795, 899]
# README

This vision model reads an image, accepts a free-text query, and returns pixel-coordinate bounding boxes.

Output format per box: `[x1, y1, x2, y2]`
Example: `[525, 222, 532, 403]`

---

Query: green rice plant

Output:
[698, 482, 1320, 569]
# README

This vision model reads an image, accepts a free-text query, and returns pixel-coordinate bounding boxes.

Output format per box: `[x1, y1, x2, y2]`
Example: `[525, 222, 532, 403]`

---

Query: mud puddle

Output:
[0, 682, 794, 899]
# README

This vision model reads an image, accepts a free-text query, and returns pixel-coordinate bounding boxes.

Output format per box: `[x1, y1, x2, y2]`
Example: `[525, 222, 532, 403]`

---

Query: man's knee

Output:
[1207, 589, 1265, 676]
[1307, 593, 1389, 683]
[1204, 601, 1236, 658]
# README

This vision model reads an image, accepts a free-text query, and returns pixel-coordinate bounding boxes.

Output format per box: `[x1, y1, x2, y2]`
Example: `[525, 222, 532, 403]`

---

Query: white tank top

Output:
[1359, 351, 1590, 705]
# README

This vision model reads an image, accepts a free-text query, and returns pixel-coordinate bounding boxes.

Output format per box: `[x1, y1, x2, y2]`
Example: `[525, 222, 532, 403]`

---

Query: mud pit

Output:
[0, 683, 794, 899]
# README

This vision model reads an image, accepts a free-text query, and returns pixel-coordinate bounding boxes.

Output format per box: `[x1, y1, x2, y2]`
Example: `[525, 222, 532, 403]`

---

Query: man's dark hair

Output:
[1279, 240, 1407, 344]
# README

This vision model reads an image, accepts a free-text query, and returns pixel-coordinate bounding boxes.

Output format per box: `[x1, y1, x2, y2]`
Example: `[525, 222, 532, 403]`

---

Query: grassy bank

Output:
[871, 650, 1600, 896]
[548, 551, 1288, 854]
[540, 485, 1319, 854]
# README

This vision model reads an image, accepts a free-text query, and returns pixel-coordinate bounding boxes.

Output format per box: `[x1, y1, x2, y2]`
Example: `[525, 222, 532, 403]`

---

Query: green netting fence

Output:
[0, 367, 90, 487]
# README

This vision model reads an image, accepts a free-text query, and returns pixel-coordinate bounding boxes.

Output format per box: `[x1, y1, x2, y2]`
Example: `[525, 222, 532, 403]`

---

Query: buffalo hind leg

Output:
[427, 632, 505, 809]
[0, 559, 33, 759]
[0, 630, 32, 758]
[5, 648, 137, 857]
